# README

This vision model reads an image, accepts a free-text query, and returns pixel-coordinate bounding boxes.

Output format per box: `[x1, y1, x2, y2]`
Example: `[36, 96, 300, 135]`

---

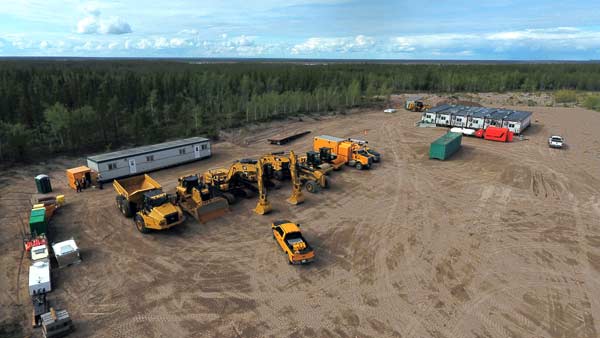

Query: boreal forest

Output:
[1, 60, 600, 162]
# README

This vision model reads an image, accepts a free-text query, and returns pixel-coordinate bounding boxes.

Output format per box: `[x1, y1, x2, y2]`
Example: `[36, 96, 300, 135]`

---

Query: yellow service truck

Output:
[114, 174, 185, 233]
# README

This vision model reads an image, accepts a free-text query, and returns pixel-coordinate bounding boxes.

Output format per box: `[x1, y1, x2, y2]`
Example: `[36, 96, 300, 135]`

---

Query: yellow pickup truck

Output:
[271, 220, 315, 265]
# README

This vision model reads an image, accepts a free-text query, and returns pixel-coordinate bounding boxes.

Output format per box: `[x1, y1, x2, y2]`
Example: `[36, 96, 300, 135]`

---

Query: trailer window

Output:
[146, 155, 154, 162]
[108, 163, 117, 170]
[179, 148, 186, 155]
[201, 144, 208, 150]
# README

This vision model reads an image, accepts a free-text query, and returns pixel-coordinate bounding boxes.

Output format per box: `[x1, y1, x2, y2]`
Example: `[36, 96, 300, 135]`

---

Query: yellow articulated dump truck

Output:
[114, 174, 185, 233]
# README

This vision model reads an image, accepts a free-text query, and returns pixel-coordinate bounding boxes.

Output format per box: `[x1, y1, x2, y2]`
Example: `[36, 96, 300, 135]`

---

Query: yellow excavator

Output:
[261, 151, 329, 193]
[201, 159, 272, 215]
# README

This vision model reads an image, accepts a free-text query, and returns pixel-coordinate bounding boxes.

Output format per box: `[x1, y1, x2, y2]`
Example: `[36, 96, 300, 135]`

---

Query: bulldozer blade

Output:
[194, 197, 229, 223]
[254, 201, 272, 215]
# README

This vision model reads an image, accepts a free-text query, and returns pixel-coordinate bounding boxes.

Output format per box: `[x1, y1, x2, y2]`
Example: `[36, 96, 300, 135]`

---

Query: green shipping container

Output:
[429, 132, 462, 160]
[29, 208, 48, 236]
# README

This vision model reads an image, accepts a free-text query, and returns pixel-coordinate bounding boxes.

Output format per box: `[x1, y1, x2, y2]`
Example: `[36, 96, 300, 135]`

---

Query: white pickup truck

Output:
[548, 135, 564, 148]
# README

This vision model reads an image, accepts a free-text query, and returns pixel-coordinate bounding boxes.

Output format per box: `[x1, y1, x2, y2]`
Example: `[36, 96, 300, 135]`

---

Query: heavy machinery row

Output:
[112, 135, 381, 240]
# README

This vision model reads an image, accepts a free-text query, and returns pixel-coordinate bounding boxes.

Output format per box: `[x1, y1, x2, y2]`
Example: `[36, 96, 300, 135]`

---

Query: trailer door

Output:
[194, 144, 201, 159]
[128, 159, 137, 174]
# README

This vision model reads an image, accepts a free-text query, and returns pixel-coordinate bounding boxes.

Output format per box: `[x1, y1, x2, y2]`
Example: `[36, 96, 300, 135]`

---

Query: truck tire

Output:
[135, 214, 150, 234]
[116, 196, 124, 211]
[355, 162, 363, 170]
[122, 201, 134, 218]
[305, 181, 320, 193]
[322, 176, 330, 189]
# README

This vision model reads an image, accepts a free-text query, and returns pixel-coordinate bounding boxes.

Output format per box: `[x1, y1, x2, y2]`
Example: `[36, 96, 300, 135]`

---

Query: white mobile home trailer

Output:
[87, 137, 211, 182]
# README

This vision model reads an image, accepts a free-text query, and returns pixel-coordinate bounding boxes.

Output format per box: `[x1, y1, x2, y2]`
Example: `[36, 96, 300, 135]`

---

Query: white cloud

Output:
[39, 40, 49, 49]
[76, 9, 132, 35]
[291, 35, 375, 55]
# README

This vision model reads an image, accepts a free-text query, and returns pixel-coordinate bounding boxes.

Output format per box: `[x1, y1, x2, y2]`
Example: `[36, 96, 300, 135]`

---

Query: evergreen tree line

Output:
[1, 60, 600, 162]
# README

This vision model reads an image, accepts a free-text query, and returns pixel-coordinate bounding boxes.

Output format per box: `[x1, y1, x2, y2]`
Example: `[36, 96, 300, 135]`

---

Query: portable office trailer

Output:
[87, 137, 211, 182]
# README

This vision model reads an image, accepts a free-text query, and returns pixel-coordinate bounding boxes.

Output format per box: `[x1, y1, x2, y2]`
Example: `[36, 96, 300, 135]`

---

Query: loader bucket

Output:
[254, 200, 272, 215]
[194, 197, 229, 223]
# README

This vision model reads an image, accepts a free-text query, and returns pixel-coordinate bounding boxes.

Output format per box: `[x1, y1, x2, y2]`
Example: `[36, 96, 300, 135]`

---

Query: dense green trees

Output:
[1, 60, 600, 162]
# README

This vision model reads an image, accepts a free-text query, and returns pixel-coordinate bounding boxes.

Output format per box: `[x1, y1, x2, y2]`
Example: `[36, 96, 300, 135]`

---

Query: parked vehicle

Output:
[271, 220, 315, 265]
[548, 135, 564, 148]
[113, 174, 185, 233]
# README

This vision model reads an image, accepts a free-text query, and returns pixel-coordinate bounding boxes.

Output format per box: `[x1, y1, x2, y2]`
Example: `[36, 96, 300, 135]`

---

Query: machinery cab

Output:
[318, 147, 337, 162]
[178, 175, 200, 195]
[142, 189, 170, 212]
[305, 151, 322, 167]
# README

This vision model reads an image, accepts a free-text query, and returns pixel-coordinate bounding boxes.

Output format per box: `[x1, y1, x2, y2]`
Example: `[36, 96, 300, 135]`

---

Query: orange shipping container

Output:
[66, 166, 97, 190]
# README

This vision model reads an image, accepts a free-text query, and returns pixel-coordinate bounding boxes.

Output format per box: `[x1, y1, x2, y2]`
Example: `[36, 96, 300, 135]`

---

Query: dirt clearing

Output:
[2, 97, 600, 338]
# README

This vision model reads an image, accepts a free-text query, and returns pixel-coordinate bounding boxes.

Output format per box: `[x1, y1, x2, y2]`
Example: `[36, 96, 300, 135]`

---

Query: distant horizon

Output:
[1, 56, 599, 64]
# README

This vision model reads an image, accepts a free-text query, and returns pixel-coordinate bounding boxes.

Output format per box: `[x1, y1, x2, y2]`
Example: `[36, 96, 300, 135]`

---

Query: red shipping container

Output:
[483, 126, 513, 142]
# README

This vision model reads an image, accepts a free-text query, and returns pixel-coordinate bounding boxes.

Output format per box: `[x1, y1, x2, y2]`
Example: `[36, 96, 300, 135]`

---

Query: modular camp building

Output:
[87, 137, 211, 182]
[421, 105, 532, 134]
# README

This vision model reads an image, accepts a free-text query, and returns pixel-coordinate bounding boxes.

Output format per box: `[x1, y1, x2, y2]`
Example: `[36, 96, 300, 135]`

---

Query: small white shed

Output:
[29, 259, 51, 295]
[52, 239, 81, 268]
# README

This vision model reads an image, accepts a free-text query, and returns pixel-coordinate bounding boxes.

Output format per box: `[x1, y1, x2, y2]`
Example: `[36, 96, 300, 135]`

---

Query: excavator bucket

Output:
[193, 197, 229, 223]
[254, 200, 272, 215]
[287, 192, 305, 205]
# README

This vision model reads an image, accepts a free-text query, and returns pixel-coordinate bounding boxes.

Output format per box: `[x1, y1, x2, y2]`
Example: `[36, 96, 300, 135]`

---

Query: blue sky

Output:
[1, 0, 600, 59]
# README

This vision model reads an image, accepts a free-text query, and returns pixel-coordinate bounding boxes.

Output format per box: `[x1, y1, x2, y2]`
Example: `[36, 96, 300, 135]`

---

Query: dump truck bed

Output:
[113, 174, 162, 202]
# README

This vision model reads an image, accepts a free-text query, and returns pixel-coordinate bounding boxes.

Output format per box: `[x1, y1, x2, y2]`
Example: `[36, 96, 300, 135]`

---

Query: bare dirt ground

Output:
[2, 94, 600, 338]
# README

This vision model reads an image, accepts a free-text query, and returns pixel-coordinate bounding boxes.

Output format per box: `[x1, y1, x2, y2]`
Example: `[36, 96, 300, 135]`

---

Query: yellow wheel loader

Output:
[175, 175, 229, 223]
[114, 174, 185, 233]
[405, 100, 431, 112]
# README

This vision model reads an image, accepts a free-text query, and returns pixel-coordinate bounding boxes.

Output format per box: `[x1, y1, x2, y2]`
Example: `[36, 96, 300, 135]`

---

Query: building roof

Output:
[66, 166, 91, 174]
[317, 135, 345, 142]
[426, 105, 532, 122]
[87, 137, 209, 163]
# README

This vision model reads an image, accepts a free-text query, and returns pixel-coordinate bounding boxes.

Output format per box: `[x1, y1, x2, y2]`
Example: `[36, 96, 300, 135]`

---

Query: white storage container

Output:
[29, 259, 51, 295]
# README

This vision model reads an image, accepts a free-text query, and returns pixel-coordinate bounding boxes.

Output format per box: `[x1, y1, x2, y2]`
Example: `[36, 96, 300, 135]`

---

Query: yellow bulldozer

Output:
[175, 175, 229, 223]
